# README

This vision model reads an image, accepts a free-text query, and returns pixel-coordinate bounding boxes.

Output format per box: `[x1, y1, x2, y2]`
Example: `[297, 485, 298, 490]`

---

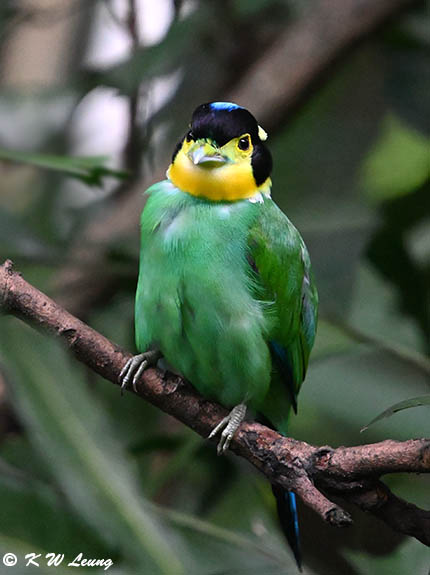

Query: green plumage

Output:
[135, 180, 318, 434]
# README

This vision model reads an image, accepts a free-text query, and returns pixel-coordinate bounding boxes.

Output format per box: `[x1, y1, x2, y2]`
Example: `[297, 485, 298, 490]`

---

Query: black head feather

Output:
[183, 102, 272, 186]
[191, 102, 260, 145]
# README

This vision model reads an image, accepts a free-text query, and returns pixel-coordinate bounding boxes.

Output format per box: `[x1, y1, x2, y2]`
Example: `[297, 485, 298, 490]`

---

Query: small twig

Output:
[322, 315, 430, 379]
[1, 260, 429, 545]
[122, 0, 144, 183]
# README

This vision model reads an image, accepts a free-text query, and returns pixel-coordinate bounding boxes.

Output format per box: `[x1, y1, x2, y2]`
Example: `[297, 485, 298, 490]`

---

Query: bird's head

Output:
[167, 102, 272, 202]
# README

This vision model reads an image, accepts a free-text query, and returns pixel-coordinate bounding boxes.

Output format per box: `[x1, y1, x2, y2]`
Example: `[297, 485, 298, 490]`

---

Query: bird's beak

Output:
[188, 142, 227, 167]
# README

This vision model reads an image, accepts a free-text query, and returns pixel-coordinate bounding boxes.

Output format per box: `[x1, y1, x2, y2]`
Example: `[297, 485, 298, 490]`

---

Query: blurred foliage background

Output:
[0, 1, 429, 574]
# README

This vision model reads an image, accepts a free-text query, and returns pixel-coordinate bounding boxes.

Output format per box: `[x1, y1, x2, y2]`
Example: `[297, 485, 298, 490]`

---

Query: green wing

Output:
[248, 198, 318, 433]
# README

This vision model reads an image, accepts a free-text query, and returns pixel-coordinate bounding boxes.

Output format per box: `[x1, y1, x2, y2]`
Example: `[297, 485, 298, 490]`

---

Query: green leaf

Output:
[0, 148, 128, 186]
[0, 470, 110, 563]
[146, 433, 203, 497]
[362, 115, 430, 203]
[155, 503, 286, 566]
[0, 322, 184, 574]
[156, 476, 293, 575]
[361, 395, 430, 431]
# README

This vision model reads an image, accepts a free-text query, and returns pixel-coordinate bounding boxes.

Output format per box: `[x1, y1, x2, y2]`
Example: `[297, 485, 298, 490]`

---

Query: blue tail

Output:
[272, 485, 302, 571]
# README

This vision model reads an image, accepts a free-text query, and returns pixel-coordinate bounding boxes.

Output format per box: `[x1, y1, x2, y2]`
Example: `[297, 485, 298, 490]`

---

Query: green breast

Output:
[135, 180, 272, 408]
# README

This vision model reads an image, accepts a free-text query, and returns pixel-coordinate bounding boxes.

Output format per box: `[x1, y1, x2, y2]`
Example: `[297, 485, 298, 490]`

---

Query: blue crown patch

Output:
[209, 102, 242, 112]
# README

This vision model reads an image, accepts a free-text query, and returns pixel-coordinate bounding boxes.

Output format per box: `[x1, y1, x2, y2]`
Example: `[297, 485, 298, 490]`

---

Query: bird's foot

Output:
[119, 350, 162, 394]
[208, 403, 247, 455]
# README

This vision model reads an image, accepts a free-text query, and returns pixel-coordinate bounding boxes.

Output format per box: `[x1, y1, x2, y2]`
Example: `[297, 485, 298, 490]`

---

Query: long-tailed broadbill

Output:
[119, 102, 318, 569]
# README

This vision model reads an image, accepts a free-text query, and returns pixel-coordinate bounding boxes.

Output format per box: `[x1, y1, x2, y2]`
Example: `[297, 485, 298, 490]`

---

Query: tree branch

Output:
[1, 259, 429, 546]
[230, 0, 422, 130]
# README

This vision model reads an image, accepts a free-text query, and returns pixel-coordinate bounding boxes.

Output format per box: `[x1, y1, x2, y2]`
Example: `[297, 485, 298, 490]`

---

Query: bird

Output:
[119, 101, 318, 570]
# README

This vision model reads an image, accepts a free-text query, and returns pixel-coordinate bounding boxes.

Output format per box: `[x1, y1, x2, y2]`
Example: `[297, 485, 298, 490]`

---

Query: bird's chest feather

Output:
[141, 185, 257, 271]
[135, 184, 272, 407]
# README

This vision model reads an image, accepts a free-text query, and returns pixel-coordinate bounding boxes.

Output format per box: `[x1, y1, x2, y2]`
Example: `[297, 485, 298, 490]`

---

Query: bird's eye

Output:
[238, 135, 250, 151]
[186, 130, 194, 142]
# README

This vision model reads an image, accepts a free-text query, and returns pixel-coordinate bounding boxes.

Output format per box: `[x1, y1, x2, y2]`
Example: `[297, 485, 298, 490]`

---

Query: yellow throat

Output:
[167, 137, 271, 202]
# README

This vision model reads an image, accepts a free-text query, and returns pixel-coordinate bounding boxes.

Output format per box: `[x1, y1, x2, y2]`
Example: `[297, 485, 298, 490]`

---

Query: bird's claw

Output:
[119, 350, 161, 394]
[208, 403, 247, 455]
